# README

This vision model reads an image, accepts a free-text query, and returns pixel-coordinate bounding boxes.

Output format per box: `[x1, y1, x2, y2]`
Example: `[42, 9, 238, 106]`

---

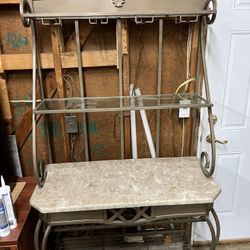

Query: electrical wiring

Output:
[169, 77, 195, 115]
[63, 73, 82, 162]
[174, 77, 196, 99]
[63, 74, 78, 97]
[70, 134, 81, 162]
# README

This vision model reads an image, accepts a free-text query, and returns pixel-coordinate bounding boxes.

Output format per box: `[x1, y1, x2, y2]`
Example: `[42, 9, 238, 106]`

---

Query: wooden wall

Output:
[0, 3, 199, 176]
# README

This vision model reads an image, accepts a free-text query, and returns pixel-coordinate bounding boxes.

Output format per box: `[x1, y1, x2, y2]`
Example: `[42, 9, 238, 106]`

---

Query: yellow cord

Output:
[169, 77, 196, 115]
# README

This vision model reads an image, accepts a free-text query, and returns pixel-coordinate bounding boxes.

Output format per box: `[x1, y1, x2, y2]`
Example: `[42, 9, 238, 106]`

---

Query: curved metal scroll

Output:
[199, 18, 216, 177]
[203, 0, 217, 25]
[41, 225, 52, 250]
[205, 208, 220, 250]
[20, 0, 32, 27]
[34, 218, 42, 250]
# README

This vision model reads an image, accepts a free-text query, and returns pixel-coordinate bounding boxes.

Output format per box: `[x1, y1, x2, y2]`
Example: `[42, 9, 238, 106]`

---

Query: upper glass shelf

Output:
[33, 93, 212, 115]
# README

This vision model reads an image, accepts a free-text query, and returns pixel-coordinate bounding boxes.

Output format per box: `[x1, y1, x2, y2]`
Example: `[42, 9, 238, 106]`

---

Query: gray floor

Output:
[193, 242, 250, 250]
[84, 242, 250, 250]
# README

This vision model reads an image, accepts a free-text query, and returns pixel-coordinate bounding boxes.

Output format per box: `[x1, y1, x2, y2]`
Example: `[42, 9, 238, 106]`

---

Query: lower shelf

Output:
[33, 93, 212, 114]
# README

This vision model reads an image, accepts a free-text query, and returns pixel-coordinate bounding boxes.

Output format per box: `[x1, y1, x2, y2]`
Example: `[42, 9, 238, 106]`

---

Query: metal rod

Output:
[156, 18, 164, 158]
[195, 21, 202, 96]
[130, 84, 138, 159]
[31, 21, 41, 187]
[41, 225, 52, 250]
[75, 20, 90, 161]
[210, 208, 220, 245]
[10, 99, 41, 103]
[205, 215, 216, 250]
[33, 22, 53, 164]
[34, 218, 42, 250]
[191, 22, 202, 155]
[117, 19, 125, 159]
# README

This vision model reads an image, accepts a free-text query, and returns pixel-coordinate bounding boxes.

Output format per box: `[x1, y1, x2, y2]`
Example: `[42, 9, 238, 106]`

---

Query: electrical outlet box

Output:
[65, 115, 78, 133]
[179, 100, 191, 118]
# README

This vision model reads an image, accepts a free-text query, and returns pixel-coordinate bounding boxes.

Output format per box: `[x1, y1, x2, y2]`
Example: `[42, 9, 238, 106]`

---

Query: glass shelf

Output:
[33, 93, 212, 115]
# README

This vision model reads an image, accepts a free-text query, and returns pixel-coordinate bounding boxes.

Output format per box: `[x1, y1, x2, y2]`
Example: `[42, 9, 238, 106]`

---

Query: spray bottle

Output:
[0, 196, 10, 237]
[0, 176, 17, 229]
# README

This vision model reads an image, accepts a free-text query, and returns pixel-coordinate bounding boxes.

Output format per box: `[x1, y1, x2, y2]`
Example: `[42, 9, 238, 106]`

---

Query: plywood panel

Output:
[1, 7, 193, 173]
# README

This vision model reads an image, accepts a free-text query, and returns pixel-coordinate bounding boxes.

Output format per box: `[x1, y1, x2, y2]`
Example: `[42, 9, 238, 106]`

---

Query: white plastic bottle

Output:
[0, 176, 17, 229]
[0, 197, 10, 237]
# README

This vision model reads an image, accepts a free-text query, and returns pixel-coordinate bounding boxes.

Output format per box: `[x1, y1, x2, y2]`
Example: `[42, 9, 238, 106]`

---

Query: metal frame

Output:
[23, 0, 218, 183]
[34, 204, 220, 250]
[74, 20, 90, 161]
[21, 0, 220, 248]
[20, 0, 217, 23]
[156, 18, 164, 157]
[199, 17, 216, 177]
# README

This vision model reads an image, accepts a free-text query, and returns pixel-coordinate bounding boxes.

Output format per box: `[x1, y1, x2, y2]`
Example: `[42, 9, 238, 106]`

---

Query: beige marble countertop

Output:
[30, 157, 221, 214]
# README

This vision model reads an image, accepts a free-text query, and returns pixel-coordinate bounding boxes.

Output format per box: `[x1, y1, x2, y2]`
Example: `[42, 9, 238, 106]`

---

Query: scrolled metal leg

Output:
[41, 225, 52, 250]
[204, 207, 220, 250]
[34, 218, 42, 250]
[205, 215, 216, 250]
[210, 208, 220, 246]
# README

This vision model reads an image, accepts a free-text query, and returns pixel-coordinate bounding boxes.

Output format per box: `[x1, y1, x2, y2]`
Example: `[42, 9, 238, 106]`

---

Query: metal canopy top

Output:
[22, 0, 216, 19]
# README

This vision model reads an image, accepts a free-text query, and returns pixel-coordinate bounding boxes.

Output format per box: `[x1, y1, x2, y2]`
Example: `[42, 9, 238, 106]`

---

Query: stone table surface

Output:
[30, 157, 221, 213]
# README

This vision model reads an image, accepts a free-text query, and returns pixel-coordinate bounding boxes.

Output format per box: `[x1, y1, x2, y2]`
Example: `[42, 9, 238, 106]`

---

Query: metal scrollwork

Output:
[205, 208, 220, 249]
[36, 159, 47, 188]
[203, 0, 217, 25]
[20, 0, 32, 27]
[112, 0, 125, 8]
[200, 152, 210, 170]
[199, 18, 216, 177]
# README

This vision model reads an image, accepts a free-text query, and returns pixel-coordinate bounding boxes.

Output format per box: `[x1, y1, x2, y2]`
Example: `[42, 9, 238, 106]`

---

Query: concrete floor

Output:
[86, 242, 250, 250]
[193, 242, 250, 250]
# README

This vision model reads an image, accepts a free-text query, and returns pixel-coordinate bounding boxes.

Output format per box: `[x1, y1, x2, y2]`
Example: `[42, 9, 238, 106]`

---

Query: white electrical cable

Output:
[135, 88, 156, 159]
[130, 84, 138, 159]
[63, 74, 78, 97]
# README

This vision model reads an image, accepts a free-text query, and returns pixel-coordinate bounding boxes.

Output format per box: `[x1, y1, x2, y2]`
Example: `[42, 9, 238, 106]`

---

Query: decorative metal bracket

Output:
[112, 0, 125, 8]
[175, 15, 199, 24]
[203, 0, 217, 24]
[20, 0, 32, 27]
[41, 18, 62, 26]
[134, 16, 155, 24]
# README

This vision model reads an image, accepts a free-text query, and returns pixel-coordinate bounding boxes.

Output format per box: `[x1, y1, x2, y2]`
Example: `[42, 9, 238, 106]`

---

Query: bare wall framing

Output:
[0, 4, 199, 176]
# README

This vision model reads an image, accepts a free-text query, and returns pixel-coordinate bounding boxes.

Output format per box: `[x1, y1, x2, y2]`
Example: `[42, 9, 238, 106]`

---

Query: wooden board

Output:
[0, 0, 19, 4]
[12, 182, 26, 204]
[1, 51, 117, 70]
